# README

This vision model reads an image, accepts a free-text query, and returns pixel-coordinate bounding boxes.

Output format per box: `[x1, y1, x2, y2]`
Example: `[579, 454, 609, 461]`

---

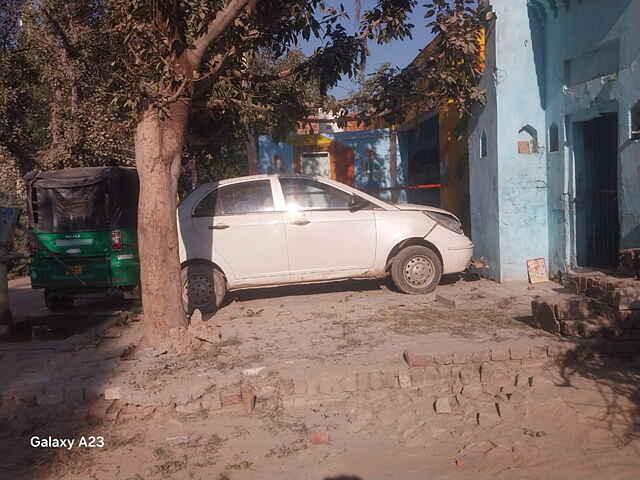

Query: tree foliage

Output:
[343, 0, 492, 124]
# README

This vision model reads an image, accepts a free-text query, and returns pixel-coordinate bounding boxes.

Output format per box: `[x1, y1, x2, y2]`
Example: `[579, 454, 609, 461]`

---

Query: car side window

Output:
[193, 180, 274, 217]
[280, 178, 353, 211]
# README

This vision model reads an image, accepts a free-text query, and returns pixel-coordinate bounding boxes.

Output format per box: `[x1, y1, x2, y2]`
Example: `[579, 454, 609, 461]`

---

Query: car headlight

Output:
[424, 211, 463, 234]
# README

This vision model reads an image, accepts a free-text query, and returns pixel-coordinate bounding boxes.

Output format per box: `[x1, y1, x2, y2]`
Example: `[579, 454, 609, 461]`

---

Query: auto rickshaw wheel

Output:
[44, 289, 74, 312]
[181, 262, 226, 316]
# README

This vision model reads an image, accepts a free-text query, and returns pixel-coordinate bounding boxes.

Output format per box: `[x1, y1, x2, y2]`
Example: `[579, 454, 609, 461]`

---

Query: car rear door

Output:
[187, 179, 289, 284]
[277, 177, 376, 281]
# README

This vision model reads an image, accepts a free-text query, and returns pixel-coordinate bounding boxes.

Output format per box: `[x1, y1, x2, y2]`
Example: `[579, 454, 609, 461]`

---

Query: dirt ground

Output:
[3, 275, 640, 480]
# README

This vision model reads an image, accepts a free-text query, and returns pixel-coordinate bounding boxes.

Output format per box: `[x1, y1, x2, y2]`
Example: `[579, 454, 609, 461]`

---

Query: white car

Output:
[177, 174, 473, 313]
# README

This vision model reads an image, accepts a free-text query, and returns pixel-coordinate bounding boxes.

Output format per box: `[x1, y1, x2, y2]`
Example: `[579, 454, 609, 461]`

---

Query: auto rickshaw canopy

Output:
[23, 167, 139, 233]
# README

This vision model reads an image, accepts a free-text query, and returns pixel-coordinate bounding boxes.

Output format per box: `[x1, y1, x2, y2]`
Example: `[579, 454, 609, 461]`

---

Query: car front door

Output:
[278, 178, 377, 281]
[190, 179, 289, 285]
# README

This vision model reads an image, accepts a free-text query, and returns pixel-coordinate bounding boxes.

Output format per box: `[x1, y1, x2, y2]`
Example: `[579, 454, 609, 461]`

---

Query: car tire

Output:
[181, 262, 226, 315]
[390, 245, 442, 295]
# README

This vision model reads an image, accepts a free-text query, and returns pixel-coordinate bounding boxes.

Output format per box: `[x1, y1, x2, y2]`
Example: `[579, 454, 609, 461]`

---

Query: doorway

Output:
[574, 113, 619, 268]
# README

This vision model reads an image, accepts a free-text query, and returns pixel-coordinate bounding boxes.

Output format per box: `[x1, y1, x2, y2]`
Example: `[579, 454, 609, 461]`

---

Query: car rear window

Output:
[193, 180, 274, 217]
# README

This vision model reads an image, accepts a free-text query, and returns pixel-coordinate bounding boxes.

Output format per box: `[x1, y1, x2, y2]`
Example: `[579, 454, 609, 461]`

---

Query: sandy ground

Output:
[3, 275, 640, 479]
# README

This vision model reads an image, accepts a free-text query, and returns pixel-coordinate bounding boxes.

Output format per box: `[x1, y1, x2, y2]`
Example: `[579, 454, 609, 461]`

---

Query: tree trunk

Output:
[135, 101, 190, 345]
[245, 129, 258, 174]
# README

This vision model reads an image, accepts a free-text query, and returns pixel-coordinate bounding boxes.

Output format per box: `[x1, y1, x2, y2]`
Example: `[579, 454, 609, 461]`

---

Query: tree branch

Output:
[41, 7, 78, 60]
[191, 0, 253, 63]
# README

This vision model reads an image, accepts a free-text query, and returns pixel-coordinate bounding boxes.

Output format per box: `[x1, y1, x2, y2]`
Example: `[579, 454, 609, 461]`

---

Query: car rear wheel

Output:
[181, 262, 226, 315]
[390, 245, 442, 295]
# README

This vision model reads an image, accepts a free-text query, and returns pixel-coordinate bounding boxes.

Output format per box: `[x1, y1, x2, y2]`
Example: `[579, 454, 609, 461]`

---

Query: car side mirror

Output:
[349, 195, 368, 212]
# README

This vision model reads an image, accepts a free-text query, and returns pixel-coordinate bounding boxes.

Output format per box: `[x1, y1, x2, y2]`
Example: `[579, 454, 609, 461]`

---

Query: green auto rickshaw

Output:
[24, 167, 140, 311]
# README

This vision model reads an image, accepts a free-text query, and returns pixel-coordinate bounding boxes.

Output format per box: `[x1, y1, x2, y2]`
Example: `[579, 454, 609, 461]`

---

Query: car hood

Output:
[394, 203, 460, 220]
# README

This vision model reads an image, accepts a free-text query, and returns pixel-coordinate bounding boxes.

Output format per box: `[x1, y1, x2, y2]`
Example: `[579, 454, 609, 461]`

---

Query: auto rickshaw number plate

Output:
[67, 265, 83, 275]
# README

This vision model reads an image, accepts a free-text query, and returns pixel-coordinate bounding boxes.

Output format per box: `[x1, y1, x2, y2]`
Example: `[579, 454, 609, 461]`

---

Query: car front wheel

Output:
[181, 262, 226, 315]
[390, 245, 442, 295]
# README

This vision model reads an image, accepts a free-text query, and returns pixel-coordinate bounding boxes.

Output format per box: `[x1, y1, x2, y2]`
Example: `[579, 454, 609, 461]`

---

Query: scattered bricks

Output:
[294, 379, 308, 395]
[434, 353, 452, 365]
[341, 374, 357, 393]
[425, 366, 447, 383]
[278, 379, 295, 396]
[409, 368, 426, 387]
[221, 392, 242, 408]
[547, 343, 574, 358]
[457, 364, 477, 386]
[381, 371, 398, 389]
[452, 352, 470, 365]
[436, 295, 456, 308]
[560, 320, 580, 337]
[509, 347, 528, 360]
[318, 377, 333, 395]
[611, 287, 640, 310]
[470, 350, 491, 363]
[529, 345, 548, 359]
[282, 396, 304, 408]
[176, 401, 202, 415]
[356, 372, 370, 392]
[308, 431, 330, 445]
[490, 348, 509, 362]
[307, 379, 320, 395]
[531, 299, 561, 334]
[256, 385, 277, 399]
[37, 389, 64, 406]
[241, 389, 256, 413]
[479, 362, 492, 383]
[369, 372, 384, 390]
[104, 387, 122, 401]
[398, 373, 412, 389]
[460, 383, 483, 400]
[434, 396, 451, 414]
[402, 350, 432, 367]
[495, 402, 510, 420]
[201, 394, 222, 411]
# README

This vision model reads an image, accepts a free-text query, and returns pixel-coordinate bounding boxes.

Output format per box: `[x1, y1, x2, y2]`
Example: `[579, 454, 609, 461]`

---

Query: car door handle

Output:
[291, 218, 310, 226]
[209, 224, 230, 230]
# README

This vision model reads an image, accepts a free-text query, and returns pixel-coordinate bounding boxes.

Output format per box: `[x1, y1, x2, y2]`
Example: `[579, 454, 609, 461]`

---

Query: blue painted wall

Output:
[257, 136, 293, 173]
[469, 0, 548, 282]
[470, 0, 640, 281]
[535, 0, 640, 275]
[494, 0, 548, 281]
[468, 22, 501, 280]
[258, 128, 409, 203]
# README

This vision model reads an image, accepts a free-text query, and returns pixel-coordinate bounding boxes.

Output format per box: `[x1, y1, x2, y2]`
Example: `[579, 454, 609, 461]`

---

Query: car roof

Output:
[180, 173, 396, 211]
[203, 173, 323, 187]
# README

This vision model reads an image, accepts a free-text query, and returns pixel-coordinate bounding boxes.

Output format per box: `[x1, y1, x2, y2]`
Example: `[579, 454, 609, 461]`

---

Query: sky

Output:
[299, 0, 437, 99]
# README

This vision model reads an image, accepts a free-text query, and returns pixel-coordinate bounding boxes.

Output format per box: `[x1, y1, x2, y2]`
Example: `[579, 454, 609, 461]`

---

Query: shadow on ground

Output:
[0, 292, 140, 479]
[557, 338, 640, 442]
[231, 278, 389, 302]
